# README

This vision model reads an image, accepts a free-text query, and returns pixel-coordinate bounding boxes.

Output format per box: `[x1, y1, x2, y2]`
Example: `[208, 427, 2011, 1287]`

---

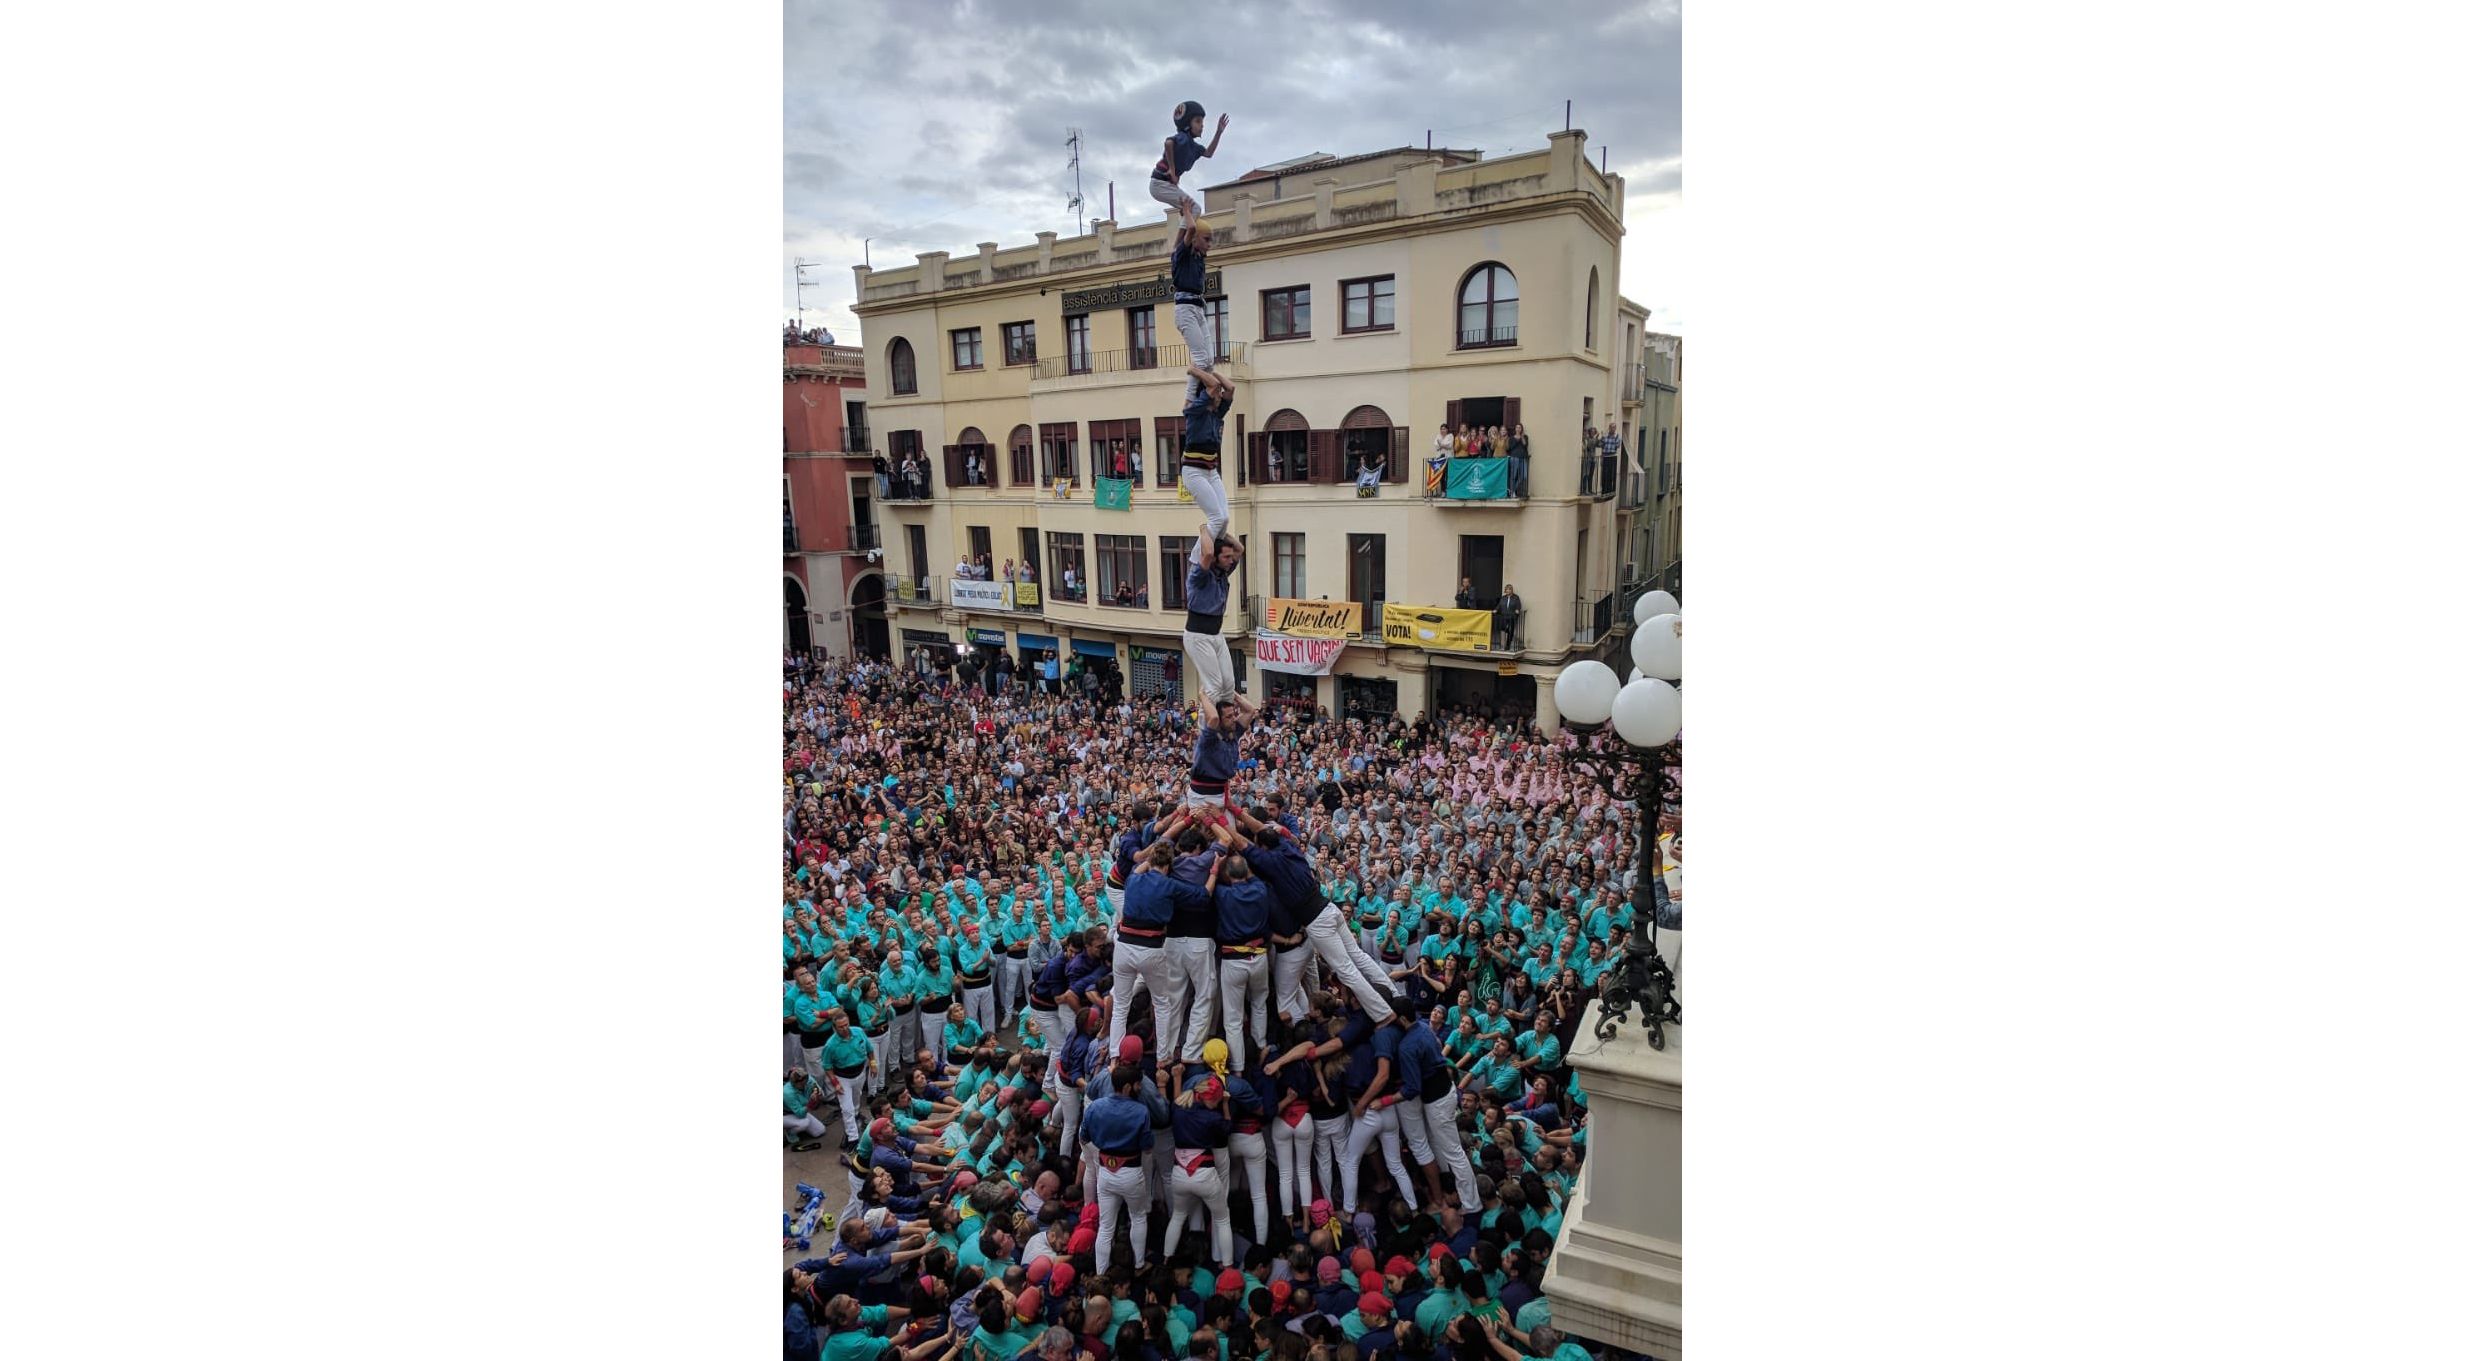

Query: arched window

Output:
[888, 338, 917, 395]
[1458, 264, 1518, 349]
[1340, 405, 1397, 485]
[1585, 267, 1600, 350]
[1008, 423, 1034, 485]
[1264, 408, 1310, 483]
[954, 426, 990, 487]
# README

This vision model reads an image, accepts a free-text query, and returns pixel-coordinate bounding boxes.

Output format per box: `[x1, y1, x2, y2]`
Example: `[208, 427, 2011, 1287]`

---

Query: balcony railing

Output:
[883, 572, 940, 607]
[1033, 342, 1243, 382]
[1456, 326, 1519, 349]
[1573, 592, 1615, 645]
[946, 575, 1044, 613]
[883, 466, 935, 501]
[1579, 450, 1618, 499]
[1421, 454, 1528, 501]
[849, 523, 882, 553]
[842, 425, 871, 454]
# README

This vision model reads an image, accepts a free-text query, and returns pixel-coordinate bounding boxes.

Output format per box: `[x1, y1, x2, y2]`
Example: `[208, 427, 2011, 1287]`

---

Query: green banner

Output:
[1447, 457, 1509, 500]
[1094, 477, 1133, 510]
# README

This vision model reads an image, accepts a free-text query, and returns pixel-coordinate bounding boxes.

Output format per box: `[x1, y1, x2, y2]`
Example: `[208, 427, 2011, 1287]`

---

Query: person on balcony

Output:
[1507, 423, 1530, 499]
[1354, 446, 1385, 497]
[1454, 579, 1481, 612]
[1493, 587, 1523, 652]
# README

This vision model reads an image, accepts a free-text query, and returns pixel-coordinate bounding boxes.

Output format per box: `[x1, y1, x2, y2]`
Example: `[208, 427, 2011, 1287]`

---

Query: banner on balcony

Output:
[1051, 477, 1075, 500]
[1094, 477, 1133, 511]
[1263, 597, 1362, 638]
[1014, 582, 1040, 608]
[949, 579, 1012, 611]
[1255, 630, 1347, 676]
[1445, 457, 1509, 500]
[1380, 603, 1493, 652]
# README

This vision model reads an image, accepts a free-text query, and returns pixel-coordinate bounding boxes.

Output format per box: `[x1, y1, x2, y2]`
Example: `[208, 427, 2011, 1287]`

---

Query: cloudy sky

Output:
[785, 0, 1681, 342]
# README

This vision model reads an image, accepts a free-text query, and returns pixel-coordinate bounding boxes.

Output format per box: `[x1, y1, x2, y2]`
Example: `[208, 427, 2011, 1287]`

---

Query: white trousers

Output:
[863, 1032, 890, 1095]
[1166, 1157, 1234, 1266]
[1181, 465, 1229, 541]
[1218, 950, 1270, 1065]
[1166, 936, 1219, 1061]
[964, 981, 996, 1036]
[1342, 1101, 1415, 1214]
[1403, 1089, 1482, 1214]
[1227, 1127, 1270, 1244]
[1304, 908, 1396, 1022]
[1181, 627, 1237, 708]
[1095, 1160, 1153, 1273]
[917, 1005, 944, 1066]
[999, 954, 1027, 1016]
[834, 1071, 866, 1145]
[1313, 1114, 1350, 1209]
[1173, 300, 1217, 404]
[1108, 937, 1177, 1055]
[1272, 1113, 1317, 1216]
[1272, 944, 1316, 1022]
[785, 1112, 827, 1140]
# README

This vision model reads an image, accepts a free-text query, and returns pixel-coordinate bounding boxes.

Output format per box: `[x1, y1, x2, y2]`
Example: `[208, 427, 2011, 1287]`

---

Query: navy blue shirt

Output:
[1242, 840, 1320, 928]
[1395, 1019, 1451, 1102]
[1169, 1099, 1231, 1151]
[1213, 875, 1272, 944]
[1154, 129, 1203, 181]
[1081, 1091, 1156, 1155]
[1193, 723, 1240, 788]
[1123, 870, 1208, 932]
[1343, 1017, 1403, 1103]
[1172, 236, 1207, 298]
[1182, 388, 1230, 451]
[1110, 822, 1152, 887]
[1185, 544, 1233, 629]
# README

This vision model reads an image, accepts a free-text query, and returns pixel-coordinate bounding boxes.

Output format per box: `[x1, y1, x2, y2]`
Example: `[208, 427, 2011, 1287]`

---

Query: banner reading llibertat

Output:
[1254, 630, 1347, 675]
[1380, 603, 1493, 652]
[1262, 597, 1362, 638]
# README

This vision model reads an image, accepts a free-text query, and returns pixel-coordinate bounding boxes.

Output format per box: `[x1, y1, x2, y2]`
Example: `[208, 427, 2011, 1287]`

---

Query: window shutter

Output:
[1446, 400, 1460, 432]
[1505, 397, 1521, 430]
[1389, 427, 1409, 483]
[1302, 432, 1341, 486]
[1246, 431, 1267, 488]
[941, 444, 964, 488]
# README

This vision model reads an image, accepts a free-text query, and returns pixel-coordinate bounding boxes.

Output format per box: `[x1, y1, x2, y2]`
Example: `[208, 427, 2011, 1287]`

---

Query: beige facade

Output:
[853, 131, 1649, 729]
[1637, 334, 1682, 603]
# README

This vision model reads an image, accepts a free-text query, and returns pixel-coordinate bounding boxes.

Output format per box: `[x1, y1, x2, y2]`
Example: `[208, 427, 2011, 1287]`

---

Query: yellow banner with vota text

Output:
[1381, 603, 1493, 652]
[1264, 597, 1363, 638]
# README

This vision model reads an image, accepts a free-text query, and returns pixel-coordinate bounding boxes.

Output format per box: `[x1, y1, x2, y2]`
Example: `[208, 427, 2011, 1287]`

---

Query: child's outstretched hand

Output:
[1216, 113, 1230, 135]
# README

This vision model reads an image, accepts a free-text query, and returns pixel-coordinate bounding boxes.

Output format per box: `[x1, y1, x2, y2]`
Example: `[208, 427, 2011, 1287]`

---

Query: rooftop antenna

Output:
[1065, 127, 1086, 235]
[793, 258, 820, 333]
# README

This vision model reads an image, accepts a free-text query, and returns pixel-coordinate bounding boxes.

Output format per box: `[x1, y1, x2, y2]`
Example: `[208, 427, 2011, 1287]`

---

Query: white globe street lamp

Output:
[1551, 611, 1685, 1048]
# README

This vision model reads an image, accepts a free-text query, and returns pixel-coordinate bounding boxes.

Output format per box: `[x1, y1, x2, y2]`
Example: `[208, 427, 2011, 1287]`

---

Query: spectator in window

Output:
[1114, 581, 1136, 607]
[1489, 426, 1509, 459]
[1494, 586, 1523, 652]
[1507, 424, 1530, 499]
[1063, 565, 1082, 599]
[1135, 584, 1150, 608]
[873, 452, 890, 500]
[1455, 578, 1481, 612]
[1001, 558, 1016, 583]
[956, 556, 974, 580]
[1433, 424, 1456, 460]
[967, 446, 986, 486]
[1355, 447, 1384, 497]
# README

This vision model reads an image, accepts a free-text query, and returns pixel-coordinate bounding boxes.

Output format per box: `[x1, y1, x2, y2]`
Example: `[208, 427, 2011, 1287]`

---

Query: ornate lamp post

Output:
[1553, 590, 1683, 1049]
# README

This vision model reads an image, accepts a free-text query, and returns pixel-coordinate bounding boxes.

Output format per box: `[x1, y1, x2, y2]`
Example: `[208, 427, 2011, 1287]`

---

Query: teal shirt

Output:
[821, 1029, 874, 1072]
[945, 1018, 986, 1054]
[1516, 1030, 1563, 1069]
[819, 1306, 893, 1361]
[787, 986, 836, 1031]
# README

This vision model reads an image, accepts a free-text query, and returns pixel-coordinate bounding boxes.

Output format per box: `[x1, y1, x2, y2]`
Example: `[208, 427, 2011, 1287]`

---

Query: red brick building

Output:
[782, 343, 884, 659]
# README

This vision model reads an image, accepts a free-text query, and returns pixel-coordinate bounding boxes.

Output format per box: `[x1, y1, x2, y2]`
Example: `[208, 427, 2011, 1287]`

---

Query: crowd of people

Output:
[783, 640, 1682, 1361]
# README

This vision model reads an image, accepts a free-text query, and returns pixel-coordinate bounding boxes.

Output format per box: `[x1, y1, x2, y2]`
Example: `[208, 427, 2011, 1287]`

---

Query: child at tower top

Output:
[1150, 101, 1228, 226]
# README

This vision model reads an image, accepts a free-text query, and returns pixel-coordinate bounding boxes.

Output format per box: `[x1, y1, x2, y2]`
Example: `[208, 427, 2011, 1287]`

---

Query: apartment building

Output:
[848, 129, 1645, 729]
[1626, 332, 1682, 614]
[782, 342, 876, 657]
